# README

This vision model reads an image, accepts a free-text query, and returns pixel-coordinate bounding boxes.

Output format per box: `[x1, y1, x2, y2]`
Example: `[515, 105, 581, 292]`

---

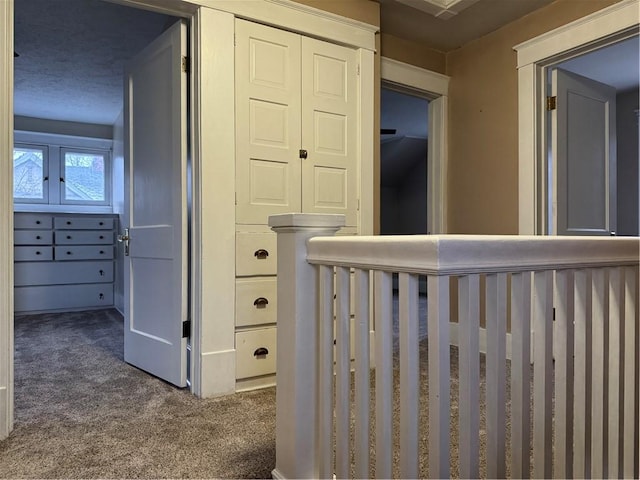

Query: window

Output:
[13, 132, 112, 208]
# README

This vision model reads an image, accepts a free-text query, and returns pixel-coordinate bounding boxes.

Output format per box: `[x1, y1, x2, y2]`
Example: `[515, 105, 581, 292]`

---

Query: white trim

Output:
[0, 0, 13, 441]
[359, 49, 375, 235]
[198, 0, 377, 51]
[515, 0, 640, 234]
[14, 131, 113, 150]
[380, 57, 450, 233]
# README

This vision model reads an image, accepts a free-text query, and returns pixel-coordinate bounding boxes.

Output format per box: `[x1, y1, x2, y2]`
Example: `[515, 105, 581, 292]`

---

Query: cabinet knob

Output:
[36, 220, 41, 225]
[66, 251, 72, 255]
[99, 270, 105, 276]
[99, 222, 104, 226]
[254, 347, 269, 357]
[35, 251, 41, 255]
[99, 235, 104, 240]
[99, 293, 104, 300]
[253, 297, 269, 308]
[36, 236, 41, 240]
[66, 235, 72, 240]
[254, 249, 269, 260]
[66, 221, 71, 225]
[99, 250, 105, 255]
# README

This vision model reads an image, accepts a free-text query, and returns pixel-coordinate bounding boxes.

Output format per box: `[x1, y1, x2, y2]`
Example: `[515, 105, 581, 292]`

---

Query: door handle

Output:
[117, 228, 130, 256]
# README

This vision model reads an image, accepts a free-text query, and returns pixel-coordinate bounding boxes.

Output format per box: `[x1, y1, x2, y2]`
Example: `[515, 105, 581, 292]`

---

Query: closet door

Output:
[301, 37, 358, 226]
[235, 19, 302, 225]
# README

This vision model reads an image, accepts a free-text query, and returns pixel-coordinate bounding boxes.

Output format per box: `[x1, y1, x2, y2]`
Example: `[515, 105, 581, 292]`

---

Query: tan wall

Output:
[291, 0, 379, 26]
[445, 0, 621, 234]
[381, 33, 446, 74]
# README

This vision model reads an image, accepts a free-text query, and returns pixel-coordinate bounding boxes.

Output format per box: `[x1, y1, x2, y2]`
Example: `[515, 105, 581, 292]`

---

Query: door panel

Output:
[302, 37, 358, 226]
[123, 19, 188, 387]
[552, 68, 617, 236]
[235, 19, 301, 225]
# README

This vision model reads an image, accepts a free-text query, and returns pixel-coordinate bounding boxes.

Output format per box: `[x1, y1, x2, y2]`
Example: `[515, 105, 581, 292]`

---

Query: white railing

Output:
[269, 213, 640, 479]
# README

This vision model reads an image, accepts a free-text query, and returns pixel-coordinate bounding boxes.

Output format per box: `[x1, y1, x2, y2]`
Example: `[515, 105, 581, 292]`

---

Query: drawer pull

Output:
[36, 220, 41, 225]
[36, 236, 41, 240]
[99, 250, 105, 254]
[253, 297, 269, 308]
[254, 347, 269, 357]
[99, 221, 104, 226]
[99, 235, 104, 240]
[99, 293, 104, 300]
[66, 251, 72, 255]
[66, 221, 71, 225]
[66, 235, 72, 240]
[99, 270, 105, 276]
[35, 251, 41, 255]
[254, 249, 269, 260]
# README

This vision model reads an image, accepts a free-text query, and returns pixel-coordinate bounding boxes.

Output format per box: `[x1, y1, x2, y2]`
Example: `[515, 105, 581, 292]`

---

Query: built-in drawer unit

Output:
[14, 212, 117, 314]
[236, 232, 277, 276]
[235, 277, 277, 328]
[235, 327, 277, 379]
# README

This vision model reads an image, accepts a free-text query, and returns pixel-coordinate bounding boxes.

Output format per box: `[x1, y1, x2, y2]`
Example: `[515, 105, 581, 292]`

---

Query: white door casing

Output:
[551, 68, 617, 236]
[514, 0, 639, 234]
[380, 57, 449, 234]
[123, 19, 188, 387]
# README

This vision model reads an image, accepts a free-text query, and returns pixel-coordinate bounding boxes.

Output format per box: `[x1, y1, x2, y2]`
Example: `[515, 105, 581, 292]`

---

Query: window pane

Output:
[64, 152, 106, 202]
[13, 147, 44, 200]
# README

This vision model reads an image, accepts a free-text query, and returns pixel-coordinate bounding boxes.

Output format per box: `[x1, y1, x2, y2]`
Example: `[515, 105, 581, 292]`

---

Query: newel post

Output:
[269, 213, 345, 480]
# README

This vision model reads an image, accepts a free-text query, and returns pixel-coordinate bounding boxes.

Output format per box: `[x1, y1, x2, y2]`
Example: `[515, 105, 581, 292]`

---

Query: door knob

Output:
[117, 228, 130, 256]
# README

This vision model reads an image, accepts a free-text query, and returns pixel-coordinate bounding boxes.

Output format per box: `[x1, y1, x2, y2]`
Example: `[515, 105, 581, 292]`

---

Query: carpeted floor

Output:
[1, 303, 518, 479]
[1, 309, 277, 479]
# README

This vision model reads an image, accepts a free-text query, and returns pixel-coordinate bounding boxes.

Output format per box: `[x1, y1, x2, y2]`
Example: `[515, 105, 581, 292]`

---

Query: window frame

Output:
[13, 131, 113, 211]
[60, 147, 112, 206]
[12, 142, 49, 204]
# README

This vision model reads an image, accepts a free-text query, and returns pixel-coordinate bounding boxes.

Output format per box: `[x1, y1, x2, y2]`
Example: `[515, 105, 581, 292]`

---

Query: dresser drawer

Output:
[14, 213, 52, 229]
[236, 277, 277, 328]
[55, 245, 114, 261]
[15, 261, 114, 287]
[54, 216, 114, 230]
[55, 230, 114, 245]
[14, 246, 53, 262]
[14, 230, 53, 246]
[14, 284, 114, 312]
[236, 327, 277, 379]
[236, 232, 277, 276]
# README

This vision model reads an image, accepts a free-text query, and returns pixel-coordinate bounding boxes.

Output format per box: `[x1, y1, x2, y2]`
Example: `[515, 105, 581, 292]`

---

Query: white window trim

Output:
[12, 143, 49, 205]
[60, 147, 112, 207]
[381, 57, 450, 233]
[514, 0, 639, 234]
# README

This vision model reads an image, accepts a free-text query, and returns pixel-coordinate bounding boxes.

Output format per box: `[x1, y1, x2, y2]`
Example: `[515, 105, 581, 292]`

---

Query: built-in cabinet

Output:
[233, 19, 360, 389]
[14, 212, 117, 314]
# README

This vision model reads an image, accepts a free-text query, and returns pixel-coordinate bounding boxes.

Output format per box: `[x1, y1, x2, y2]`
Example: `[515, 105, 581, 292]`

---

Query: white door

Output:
[301, 37, 358, 226]
[235, 19, 302, 225]
[551, 68, 617, 236]
[123, 19, 188, 387]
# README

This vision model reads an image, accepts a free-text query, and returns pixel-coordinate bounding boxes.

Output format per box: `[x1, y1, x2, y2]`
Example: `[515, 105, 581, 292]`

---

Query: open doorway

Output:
[380, 87, 429, 236]
[545, 35, 639, 236]
[12, 0, 191, 412]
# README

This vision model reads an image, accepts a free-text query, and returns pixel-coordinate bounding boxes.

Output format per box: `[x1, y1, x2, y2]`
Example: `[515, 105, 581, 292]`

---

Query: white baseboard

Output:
[0, 386, 10, 440]
[271, 468, 285, 479]
[199, 349, 236, 398]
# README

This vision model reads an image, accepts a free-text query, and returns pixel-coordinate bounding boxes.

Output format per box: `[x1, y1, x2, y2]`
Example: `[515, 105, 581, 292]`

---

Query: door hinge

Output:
[181, 56, 190, 73]
[357, 64, 360, 76]
[357, 198, 360, 211]
[546, 96, 557, 111]
[182, 320, 191, 338]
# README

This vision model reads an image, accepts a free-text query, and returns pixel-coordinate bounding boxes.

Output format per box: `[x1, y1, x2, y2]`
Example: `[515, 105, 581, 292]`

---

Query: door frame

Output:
[381, 57, 450, 234]
[0, 0, 377, 439]
[514, 0, 639, 235]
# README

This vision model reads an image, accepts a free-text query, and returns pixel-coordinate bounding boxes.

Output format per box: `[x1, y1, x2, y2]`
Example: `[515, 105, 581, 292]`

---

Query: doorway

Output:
[380, 87, 429, 235]
[545, 36, 639, 236]
[12, 0, 191, 404]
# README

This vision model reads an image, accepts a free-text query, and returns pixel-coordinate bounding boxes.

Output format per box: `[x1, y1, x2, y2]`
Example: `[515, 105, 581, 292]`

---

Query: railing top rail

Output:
[306, 235, 640, 275]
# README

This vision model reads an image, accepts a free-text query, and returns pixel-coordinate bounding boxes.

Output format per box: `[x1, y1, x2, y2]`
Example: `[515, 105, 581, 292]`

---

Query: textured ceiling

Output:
[14, 0, 174, 126]
[380, 0, 555, 51]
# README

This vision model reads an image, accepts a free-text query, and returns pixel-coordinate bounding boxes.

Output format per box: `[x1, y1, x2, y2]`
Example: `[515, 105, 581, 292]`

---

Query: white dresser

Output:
[14, 212, 117, 314]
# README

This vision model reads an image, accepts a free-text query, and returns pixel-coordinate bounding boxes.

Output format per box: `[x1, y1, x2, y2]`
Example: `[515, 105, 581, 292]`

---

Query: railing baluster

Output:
[427, 274, 450, 479]
[458, 274, 480, 479]
[532, 270, 553, 479]
[607, 266, 622, 478]
[353, 268, 370, 479]
[374, 270, 393, 479]
[553, 269, 574, 479]
[335, 266, 351, 479]
[511, 271, 532, 479]
[318, 265, 334, 479]
[591, 268, 607, 479]
[622, 266, 637, 478]
[486, 272, 507, 479]
[399, 272, 419, 479]
[573, 268, 592, 478]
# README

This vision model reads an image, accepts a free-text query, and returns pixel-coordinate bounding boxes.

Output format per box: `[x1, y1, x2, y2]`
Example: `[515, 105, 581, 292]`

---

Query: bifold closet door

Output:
[301, 37, 358, 227]
[235, 19, 302, 225]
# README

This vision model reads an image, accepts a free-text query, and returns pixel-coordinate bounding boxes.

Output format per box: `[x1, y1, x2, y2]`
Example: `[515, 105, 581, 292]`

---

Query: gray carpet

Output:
[1, 304, 519, 479]
[1, 309, 277, 479]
